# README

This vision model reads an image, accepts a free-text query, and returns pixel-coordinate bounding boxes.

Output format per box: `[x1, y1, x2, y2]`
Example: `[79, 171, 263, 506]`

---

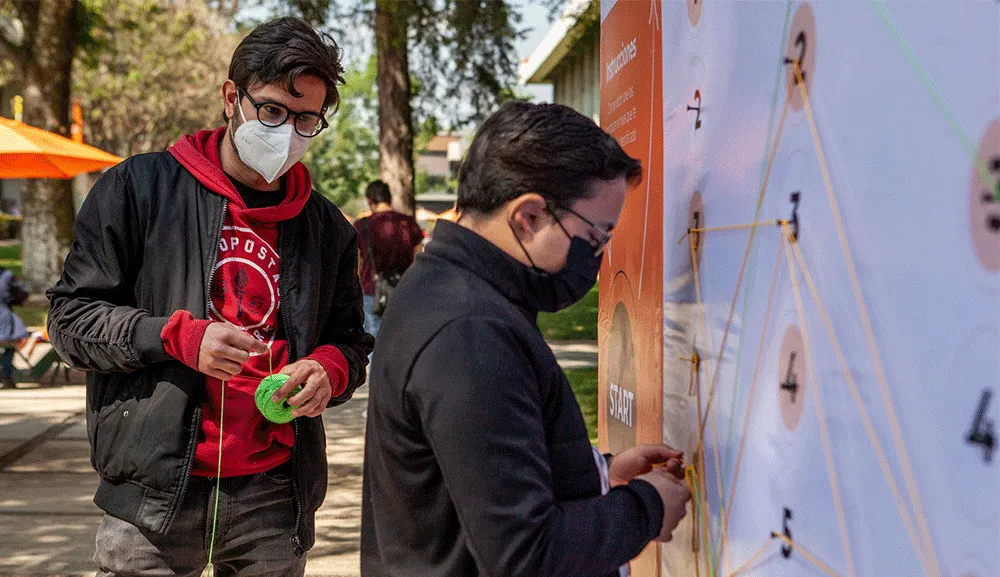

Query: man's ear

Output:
[507, 193, 548, 241]
[222, 80, 239, 122]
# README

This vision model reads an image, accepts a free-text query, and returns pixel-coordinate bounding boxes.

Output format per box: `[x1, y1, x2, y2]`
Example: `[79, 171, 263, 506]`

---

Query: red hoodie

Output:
[163, 127, 349, 477]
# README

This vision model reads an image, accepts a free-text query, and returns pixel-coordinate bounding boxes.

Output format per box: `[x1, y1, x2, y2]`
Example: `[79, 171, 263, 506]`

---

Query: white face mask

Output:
[232, 96, 312, 184]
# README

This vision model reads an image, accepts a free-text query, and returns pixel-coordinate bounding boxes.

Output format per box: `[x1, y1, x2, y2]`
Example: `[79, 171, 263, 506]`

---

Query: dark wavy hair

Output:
[226, 16, 345, 119]
[457, 101, 642, 215]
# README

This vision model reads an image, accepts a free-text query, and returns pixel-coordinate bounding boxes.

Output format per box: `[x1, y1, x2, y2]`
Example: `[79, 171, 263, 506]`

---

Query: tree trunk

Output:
[17, 0, 79, 293]
[374, 0, 415, 216]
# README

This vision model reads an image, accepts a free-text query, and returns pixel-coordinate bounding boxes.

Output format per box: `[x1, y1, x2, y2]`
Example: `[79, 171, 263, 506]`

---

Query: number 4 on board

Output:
[967, 389, 996, 464]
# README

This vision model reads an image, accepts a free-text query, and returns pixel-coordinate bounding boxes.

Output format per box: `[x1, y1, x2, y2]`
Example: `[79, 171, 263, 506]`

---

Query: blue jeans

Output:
[363, 295, 381, 369]
[363, 295, 382, 339]
[0, 347, 13, 378]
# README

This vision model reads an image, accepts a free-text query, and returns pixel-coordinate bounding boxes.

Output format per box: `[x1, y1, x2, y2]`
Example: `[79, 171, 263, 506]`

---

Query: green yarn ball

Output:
[255, 374, 302, 424]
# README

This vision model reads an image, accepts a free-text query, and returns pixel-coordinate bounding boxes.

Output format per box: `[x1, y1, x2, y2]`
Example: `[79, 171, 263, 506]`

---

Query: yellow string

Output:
[678, 220, 789, 245]
[689, 235, 719, 577]
[205, 378, 226, 576]
[697, 92, 791, 447]
[685, 463, 713, 576]
[685, 465, 702, 577]
[683, 353, 700, 396]
[673, 56, 941, 577]
[790, 241, 933, 577]
[782, 223, 857, 577]
[793, 60, 941, 577]
[719, 239, 785, 556]
[678, 89, 793, 576]
[724, 536, 774, 577]
[689, 232, 728, 575]
[205, 344, 274, 576]
[771, 532, 846, 577]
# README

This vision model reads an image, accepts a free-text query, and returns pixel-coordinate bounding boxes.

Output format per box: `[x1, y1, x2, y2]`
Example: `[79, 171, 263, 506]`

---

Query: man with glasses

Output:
[361, 101, 691, 576]
[47, 17, 372, 575]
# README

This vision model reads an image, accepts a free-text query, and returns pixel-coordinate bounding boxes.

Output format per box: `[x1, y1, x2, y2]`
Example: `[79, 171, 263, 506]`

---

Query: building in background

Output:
[413, 133, 466, 231]
[416, 134, 463, 190]
[519, 0, 600, 124]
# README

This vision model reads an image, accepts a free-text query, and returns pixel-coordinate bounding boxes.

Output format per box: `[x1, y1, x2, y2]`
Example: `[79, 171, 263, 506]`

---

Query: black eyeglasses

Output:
[239, 89, 329, 138]
[546, 201, 614, 252]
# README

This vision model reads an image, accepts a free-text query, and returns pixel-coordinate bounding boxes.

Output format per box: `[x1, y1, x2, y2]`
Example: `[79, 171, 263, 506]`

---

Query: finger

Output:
[288, 375, 322, 407]
[653, 528, 674, 543]
[665, 458, 685, 479]
[205, 367, 234, 381]
[292, 371, 330, 417]
[293, 386, 329, 418]
[273, 365, 309, 402]
[638, 444, 684, 464]
[672, 476, 694, 499]
[215, 344, 251, 365]
[222, 326, 269, 355]
[211, 359, 243, 379]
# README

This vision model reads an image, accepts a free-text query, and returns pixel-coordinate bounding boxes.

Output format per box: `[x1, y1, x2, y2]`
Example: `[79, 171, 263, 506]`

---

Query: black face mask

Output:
[511, 222, 603, 313]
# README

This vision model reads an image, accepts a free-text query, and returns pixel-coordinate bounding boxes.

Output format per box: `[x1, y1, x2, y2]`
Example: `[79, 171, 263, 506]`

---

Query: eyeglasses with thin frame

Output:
[239, 89, 329, 138]
[546, 201, 614, 253]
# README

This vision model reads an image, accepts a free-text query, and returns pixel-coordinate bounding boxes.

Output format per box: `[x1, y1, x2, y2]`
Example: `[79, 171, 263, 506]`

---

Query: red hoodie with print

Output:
[163, 127, 349, 478]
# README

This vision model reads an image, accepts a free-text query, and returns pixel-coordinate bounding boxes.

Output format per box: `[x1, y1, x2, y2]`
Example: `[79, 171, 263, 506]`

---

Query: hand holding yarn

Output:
[256, 374, 301, 423]
[199, 322, 268, 380]
[609, 444, 685, 487]
[269, 358, 331, 418]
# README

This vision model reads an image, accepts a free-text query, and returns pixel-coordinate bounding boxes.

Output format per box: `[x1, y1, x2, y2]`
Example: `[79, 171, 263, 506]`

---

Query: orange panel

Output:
[599, 1, 664, 575]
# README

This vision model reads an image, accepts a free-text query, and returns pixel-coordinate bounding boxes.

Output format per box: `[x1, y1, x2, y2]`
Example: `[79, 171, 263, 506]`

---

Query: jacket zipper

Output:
[163, 198, 226, 533]
[279, 225, 305, 558]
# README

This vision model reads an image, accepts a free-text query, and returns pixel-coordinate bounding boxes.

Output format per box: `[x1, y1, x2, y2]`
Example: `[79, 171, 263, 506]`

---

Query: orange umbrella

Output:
[437, 207, 460, 222]
[415, 207, 440, 222]
[0, 115, 122, 179]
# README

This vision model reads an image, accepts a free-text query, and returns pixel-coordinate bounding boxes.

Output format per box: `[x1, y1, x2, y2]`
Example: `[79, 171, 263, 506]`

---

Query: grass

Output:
[538, 286, 600, 441]
[565, 367, 599, 443]
[537, 286, 598, 341]
[0, 243, 21, 277]
[14, 305, 46, 329]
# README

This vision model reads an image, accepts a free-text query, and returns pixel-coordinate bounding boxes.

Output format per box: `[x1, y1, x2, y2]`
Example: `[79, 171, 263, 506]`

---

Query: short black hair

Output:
[365, 180, 392, 205]
[456, 102, 641, 215]
[227, 17, 345, 117]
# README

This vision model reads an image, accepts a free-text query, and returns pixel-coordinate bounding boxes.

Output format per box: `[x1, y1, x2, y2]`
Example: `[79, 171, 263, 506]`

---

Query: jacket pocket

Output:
[92, 368, 196, 492]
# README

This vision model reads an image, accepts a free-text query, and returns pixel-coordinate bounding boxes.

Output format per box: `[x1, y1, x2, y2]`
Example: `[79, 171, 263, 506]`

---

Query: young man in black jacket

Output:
[47, 17, 372, 575]
[361, 101, 691, 576]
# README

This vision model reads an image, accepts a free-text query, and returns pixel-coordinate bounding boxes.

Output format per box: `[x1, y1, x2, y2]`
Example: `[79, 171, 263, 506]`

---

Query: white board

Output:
[656, 2, 1000, 577]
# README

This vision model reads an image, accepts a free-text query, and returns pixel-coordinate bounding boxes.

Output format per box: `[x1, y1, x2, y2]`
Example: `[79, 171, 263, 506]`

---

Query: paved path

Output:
[0, 382, 367, 577]
[0, 340, 595, 576]
[548, 340, 598, 369]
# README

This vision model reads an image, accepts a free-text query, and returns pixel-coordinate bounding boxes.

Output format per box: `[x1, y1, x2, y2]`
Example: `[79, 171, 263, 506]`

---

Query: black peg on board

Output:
[781, 507, 793, 558]
[788, 192, 801, 241]
[967, 389, 996, 464]
[784, 31, 808, 85]
[691, 211, 701, 252]
[770, 507, 793, 558]
[780, 352, 799, 403]
[686, 90, 702, 130]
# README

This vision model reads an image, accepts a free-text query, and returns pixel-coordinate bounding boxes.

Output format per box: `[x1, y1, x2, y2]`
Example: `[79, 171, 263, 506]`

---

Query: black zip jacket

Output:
[46, 151, 374, 552]
[360, 220, 664, 577]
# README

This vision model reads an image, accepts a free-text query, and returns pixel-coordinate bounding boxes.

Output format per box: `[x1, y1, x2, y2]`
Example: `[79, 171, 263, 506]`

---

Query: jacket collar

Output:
[427, 220, 554, 315]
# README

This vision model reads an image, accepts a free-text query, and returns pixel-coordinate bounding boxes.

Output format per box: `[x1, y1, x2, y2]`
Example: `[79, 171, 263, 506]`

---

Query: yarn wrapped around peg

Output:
[255, 374, 302, 424]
